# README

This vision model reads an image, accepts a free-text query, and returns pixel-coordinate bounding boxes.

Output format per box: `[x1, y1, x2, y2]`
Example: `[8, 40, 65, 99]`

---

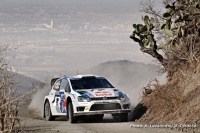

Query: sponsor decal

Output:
[95, 91, 112, 96]
[59, 92, 67, 113]
[75, 90, 83, 92]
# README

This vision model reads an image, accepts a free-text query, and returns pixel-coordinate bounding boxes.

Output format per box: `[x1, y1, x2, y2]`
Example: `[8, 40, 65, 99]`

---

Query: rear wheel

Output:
[119, 113, 128, 122]
[93, 114, 104, 121]
[44, 101, 55, 121]
[68, 102, 78, 123]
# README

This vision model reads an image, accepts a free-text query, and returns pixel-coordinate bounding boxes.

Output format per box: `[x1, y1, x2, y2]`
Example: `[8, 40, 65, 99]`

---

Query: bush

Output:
[0, 45, 37, 132]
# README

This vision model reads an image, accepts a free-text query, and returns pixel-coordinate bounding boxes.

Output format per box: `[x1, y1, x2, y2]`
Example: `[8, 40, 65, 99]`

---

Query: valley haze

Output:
[0, 0, 165, 81]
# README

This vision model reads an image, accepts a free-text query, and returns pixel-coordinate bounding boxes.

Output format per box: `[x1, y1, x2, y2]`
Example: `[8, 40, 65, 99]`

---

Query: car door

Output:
[56, 78, 70, 113]
[51, 79, 61, 108]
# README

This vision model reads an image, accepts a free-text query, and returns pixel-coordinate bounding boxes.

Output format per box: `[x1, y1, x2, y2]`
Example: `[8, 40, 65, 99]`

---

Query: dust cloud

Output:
[28, 85, 50, 117]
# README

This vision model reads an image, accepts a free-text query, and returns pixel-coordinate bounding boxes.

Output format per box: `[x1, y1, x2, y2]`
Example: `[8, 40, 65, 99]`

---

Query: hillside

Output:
[8, 71, 45, 95]
[131, 62, 200, 132]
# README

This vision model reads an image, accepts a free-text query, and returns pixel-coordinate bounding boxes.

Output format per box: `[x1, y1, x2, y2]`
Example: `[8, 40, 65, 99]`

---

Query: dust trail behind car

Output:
[28, 85, 51, 118]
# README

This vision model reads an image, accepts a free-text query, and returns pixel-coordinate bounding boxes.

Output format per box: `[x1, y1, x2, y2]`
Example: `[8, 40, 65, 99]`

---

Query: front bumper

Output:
[73, 98, 131, 116]
[74, 109, 131, 116]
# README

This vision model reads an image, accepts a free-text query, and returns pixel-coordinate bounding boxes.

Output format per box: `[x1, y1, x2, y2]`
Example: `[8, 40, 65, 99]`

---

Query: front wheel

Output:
[68, 102, 78, 123]
[44, 101, 55, 121]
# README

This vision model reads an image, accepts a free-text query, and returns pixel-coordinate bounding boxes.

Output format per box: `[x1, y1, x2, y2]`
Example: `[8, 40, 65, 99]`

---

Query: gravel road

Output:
[21, 115, 189, 133]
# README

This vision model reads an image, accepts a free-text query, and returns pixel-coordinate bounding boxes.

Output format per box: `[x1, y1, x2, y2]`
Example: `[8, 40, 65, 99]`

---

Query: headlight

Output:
[118, 92, 126, 101]
[78, 96, 91, 102]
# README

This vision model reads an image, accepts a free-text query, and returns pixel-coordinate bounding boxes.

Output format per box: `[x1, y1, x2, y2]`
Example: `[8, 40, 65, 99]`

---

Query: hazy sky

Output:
[0, 0, 165, 78]
[1, 0, 163, 13]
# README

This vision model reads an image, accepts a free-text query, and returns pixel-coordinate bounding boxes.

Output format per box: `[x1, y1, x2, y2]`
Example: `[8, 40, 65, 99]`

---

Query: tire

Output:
[68, 102, 78, 123]
[44, 101, 55, 121]
[66, 107, 69, 119]
[93, 114, 104, 121]
[119, 113, 128, 122]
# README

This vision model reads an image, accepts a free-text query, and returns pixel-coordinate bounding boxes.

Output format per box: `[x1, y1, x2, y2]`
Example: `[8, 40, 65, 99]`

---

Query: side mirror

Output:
[51, 78, 59, 88]
[53, 82, 60, 91]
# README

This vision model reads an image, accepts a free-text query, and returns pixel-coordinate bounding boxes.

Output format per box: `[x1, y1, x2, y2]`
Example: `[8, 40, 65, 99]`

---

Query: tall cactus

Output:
[130, 0, 200, 65]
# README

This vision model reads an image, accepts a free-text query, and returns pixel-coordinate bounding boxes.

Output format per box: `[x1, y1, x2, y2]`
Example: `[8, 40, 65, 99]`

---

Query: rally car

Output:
[43, 74, 131, 123]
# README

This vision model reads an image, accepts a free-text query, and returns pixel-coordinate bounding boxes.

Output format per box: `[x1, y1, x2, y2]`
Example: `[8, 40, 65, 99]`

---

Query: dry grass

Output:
[135, 63, 200, 121]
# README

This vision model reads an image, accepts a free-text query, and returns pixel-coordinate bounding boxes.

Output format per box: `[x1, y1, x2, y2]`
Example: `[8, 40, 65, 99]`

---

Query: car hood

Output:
[75, 88, 119, 98]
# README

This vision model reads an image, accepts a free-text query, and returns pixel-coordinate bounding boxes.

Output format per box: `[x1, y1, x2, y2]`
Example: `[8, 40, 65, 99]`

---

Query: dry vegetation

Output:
[130, 0, 200, 131]
[132, 35, 200, 132]
[0, 45, 38, 133]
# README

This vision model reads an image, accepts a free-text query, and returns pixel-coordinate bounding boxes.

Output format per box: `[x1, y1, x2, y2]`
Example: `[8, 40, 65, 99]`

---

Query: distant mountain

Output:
[89, 60, 162, 105]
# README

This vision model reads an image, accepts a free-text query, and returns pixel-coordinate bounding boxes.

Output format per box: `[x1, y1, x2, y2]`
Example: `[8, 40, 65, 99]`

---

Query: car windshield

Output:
[70, 77, 114, 90]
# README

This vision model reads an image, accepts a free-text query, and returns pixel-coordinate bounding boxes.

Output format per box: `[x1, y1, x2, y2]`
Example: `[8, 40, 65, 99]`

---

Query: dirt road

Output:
[21, 115, 186, 133]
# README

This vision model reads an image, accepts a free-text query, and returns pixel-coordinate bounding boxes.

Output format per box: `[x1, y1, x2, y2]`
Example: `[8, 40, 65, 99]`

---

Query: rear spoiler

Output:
[81, 76, 96, 79]
[51, 78, 59, 87]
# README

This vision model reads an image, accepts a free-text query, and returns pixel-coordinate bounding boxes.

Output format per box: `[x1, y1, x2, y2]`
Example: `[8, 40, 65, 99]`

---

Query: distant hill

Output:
[88, 60, 162, 105]
[8, 71, 45, 95]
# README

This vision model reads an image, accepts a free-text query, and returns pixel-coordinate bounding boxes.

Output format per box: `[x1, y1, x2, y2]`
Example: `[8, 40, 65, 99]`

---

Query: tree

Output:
[0, 45, 37, 132]
[130, 0, 200, 74]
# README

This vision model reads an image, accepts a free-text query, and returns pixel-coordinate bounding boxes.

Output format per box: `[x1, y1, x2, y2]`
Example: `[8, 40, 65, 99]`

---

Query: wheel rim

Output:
[45, 102, 50, 118]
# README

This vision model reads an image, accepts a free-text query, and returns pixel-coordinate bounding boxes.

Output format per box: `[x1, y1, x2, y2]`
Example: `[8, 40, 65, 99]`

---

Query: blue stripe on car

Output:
[81, 93, 90, 98]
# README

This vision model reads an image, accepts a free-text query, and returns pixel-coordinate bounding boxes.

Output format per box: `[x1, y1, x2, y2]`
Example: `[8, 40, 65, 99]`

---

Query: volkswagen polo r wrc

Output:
[43, 74, 131, 123]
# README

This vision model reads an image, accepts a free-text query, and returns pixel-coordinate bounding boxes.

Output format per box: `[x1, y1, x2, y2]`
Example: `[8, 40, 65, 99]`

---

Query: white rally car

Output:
[43, 74, 131, 123]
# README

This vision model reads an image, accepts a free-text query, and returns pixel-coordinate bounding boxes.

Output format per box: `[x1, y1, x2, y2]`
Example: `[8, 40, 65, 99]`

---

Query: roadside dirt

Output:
[21, 115, 185, 133]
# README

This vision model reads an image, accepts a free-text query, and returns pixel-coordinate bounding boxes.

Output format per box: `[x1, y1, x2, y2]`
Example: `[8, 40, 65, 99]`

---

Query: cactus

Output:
[131, 15, 156, 47]
[130, 0, 200, 63]
[130, 0, 200, 64]
[164, 29, 173, 37]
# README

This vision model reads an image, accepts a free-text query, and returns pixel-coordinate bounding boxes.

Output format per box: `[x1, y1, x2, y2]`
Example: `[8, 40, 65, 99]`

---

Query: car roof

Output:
[63, 74, 103, 79]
